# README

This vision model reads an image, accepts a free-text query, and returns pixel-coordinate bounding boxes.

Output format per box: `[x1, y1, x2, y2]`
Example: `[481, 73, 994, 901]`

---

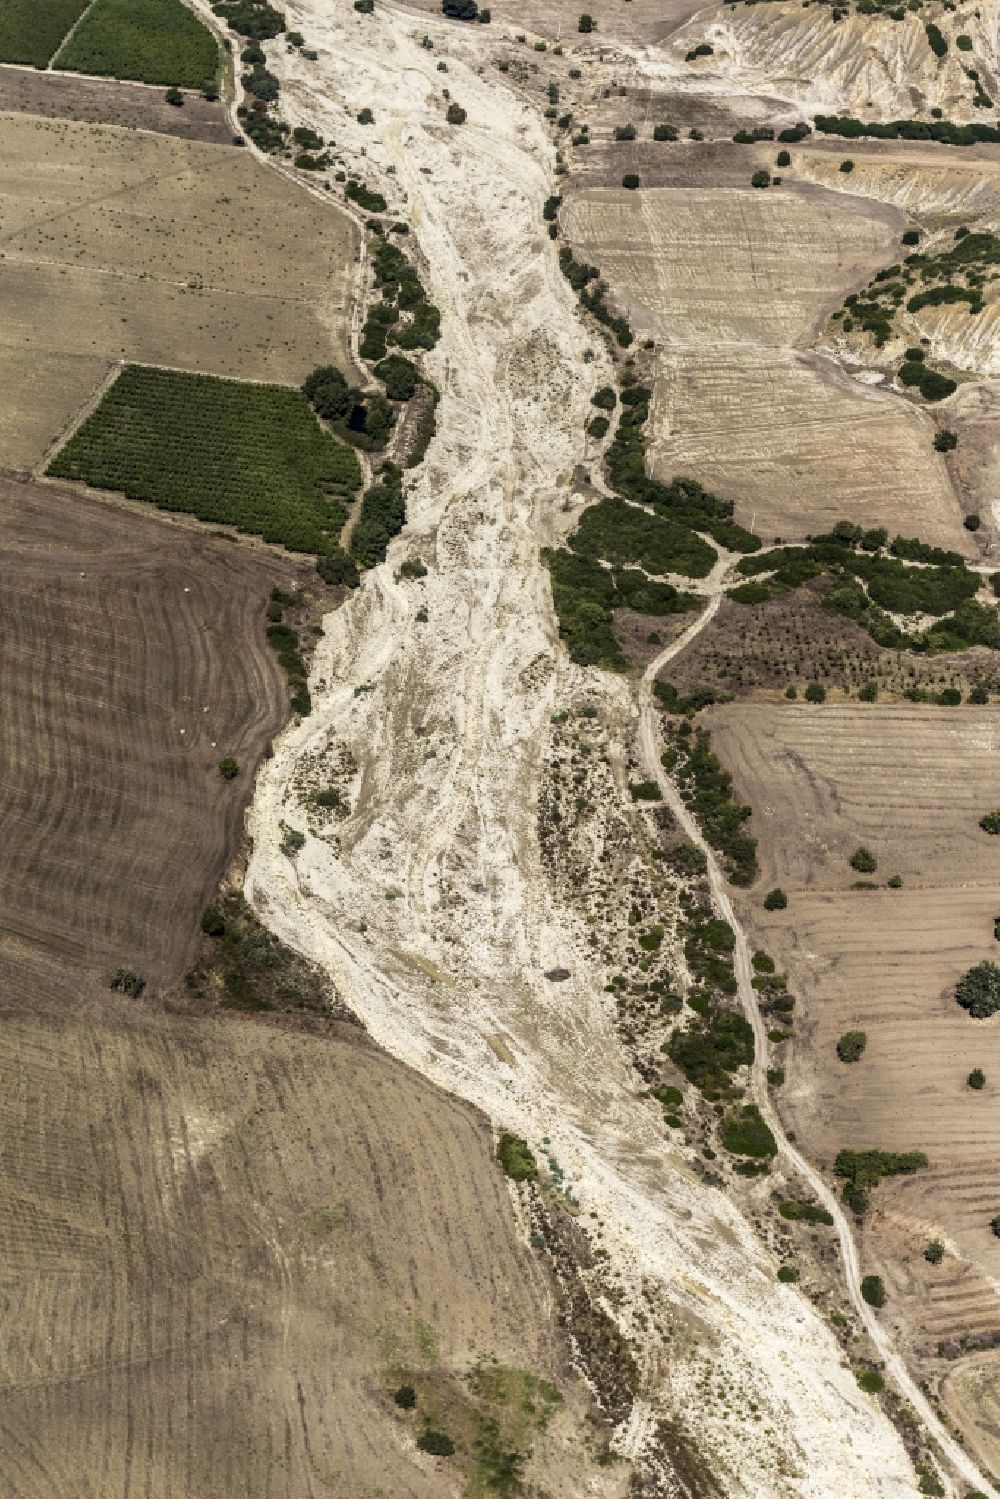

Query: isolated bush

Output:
[653, 123, 678, 141]
[442, 0, 478, 16]
[924, 1239, 945, 1264]
[779, 1199, 834, 1225]
[859, 681, 878, 702]
[804, 682, 826, 703]
[857, 1369, 884, 1393]
[587, 415, 609, 438]
[578, 12, 593, 31]
[991, 1216, 1000, 1238]
[685, 42, 713, 59]
[393, 1384, 417, 1408]
[613, 123, 636, 141]
[111, 966, 145, 997]
[591, 386, 616, 410]
[850, 846, 877, 873]
[752, 950, 775, 974]
[968, 1067, 986, 1089]
[497, 1132, 537, 1181]
[837, 1030, 868, 1064]
[417, 1427, 455, 1456]
[763, 887, 787, 911]
[934, 429, 958, 452]
[776, 149, 791, 166]
[751, 169, 771, 188]
[920, 369, 957, 402]
[165, 86, 185, 106]
[218, 756, 239, 779]
[925, 21, 947, 56]
[980, 809, 1000, 834]
[622, 173, 640, 190]
[902, 228, 920, 245]
[777, 1265, 798, 1283]
[861, 1274, 886, 1308]
[955, 960, 1000, 1018]
[446, 101, 467, 124]
[201, 904, 226, 936]
[839, 158, 854, 172]
[970, 683, 989, 704]
[302, 364, 350, 420]
[965, 513, 981, 531]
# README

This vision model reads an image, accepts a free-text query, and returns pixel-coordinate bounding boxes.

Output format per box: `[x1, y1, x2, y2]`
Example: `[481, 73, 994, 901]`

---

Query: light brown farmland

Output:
[0, 474, 301, 986]
[0, 960, 602, 1499]
[705, 702, 1000, 1437]
[0, 113, 357, 468]
[562, 185, 971, 550]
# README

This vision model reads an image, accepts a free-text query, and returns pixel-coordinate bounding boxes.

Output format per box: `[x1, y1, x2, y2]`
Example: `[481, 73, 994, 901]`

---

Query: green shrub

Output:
[751, 169, 771, 188]
[110, 966, 145, 997]
[839, 159, 854, 172]
[446, 101, 467, 124]
[934, 429, 958, 452]
[497, 1132, 537, 1181]
[653, 123, 678, 141]
[968, 1067, 986, 1089]
[622, 173, 640, 190]
[165, 85, 184, 104]
[667, 1009, 754, 1095]
[924, 1238, 945, 1264]
[965, 513, 981, 532]
[902, 229, 920, 246]
[398, 556, 427, 579]
[418, 1427, 455, 1456]
[804, 682, 826, 703]
[777, 1265, 798, 1283]
[591, 386, 617, 410]
[837, 1030, 867, 1063]
[835, 1149, 928, 1213]
[779, 1199, 834, 1225]
[861, 1274, 886, 1308]
[857, 1369, 884, 1394]
[578, 12, 593, 30]
[924, 21, 947, 56]
[201, 904, 226, 937]
[652, 1084, 683, 1108]
[350, 465, 406, 570]
[218, 756, 239, 779]
[955, 960, 1000, 1018]
[752, 950, 775, 974]
[629, 780, 661, 801]
[373, 354, 420, 401]
[587, 415, 610, 439]
[722, 1104, 776, 1159]
[849, 846, 877, 873]
[56, 0, 220, 87]
[763, 888, 787, 911]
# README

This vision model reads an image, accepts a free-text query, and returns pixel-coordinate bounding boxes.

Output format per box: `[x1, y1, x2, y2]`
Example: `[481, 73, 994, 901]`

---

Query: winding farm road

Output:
[638, 579, 997, 1499]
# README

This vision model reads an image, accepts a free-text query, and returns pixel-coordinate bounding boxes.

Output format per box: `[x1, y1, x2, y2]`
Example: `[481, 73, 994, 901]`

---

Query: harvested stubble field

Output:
[50, 364, 362, 553]
[0, 64, 233, 143]
[0, 959, 600, 1499]
[561, 184, 971, 548]
[54, 0, 221, 89]
[706, 702, 1000, 1413]
[0, 114, 357, 469]
[0, 474, 301, 987]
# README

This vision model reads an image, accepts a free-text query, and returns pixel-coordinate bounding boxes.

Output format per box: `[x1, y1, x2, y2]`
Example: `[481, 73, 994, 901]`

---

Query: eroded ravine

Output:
[242, 2, 926, 1491]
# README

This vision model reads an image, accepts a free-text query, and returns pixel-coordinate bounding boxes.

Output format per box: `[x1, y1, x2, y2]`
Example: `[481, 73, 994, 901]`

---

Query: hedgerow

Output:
[57, 0, 221, 87]
[835, 1148, 928, 1213]
[815, 113, 1000, 147]
[349, 463, 406, 569]
[663, 722, 758, 884]
[49, 365, 361, 555]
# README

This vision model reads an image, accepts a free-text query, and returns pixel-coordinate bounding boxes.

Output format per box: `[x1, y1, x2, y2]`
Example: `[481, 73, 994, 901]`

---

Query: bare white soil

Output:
[244, 2, 925, 1492]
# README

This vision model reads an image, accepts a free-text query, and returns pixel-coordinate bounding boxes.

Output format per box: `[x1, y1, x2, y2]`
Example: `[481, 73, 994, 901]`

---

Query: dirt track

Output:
[237, 1, 934, 1490]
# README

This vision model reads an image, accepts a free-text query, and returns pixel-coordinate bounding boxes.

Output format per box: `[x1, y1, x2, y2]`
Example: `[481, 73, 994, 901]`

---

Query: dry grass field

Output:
[562, 185, 971, 548]
[704, 702, 1000, 1420]
[0, 961, 603, 1499]
[0, 474, 300, 987]
[0, 65, 233, 143]
[0, 113, 357, 469]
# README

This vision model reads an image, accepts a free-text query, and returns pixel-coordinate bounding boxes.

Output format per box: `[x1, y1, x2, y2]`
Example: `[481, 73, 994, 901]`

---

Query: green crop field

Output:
[48, 366, 363, 555]
[55, 0, 220, 88]
[0, 0, 89, 66]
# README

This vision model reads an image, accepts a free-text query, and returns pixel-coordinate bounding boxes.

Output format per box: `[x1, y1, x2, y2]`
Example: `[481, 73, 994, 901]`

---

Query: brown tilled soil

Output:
[0, 474, 307, 990]
[702, 701, 1000, 1414]
[0, 66, 234, 143]
[0, 954, 603, 1499]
